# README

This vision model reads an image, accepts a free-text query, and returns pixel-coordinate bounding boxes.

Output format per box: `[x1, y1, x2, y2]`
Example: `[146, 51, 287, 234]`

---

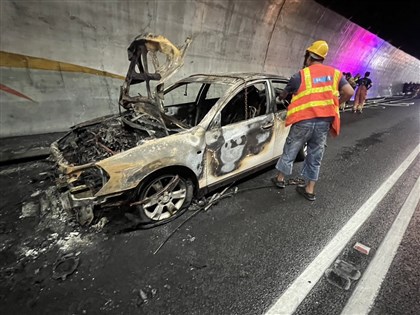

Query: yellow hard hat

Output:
[306, 40, 329, 59]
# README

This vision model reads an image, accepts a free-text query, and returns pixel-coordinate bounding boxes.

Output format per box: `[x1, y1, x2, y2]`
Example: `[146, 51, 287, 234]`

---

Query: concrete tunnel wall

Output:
[1, 0, 419, 137]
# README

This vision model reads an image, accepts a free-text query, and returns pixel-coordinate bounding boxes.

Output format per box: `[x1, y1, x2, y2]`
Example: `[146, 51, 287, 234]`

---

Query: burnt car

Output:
[51, 34, 299, 227]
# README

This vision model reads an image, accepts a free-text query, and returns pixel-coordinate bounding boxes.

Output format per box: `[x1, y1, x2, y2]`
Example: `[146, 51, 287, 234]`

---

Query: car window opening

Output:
[272, 80, 290, 111]
[221, 82, 268, 126]
[164, 82, 230, 127]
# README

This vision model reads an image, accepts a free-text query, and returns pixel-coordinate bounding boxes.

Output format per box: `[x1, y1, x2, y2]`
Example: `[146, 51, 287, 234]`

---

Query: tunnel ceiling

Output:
[315, 0, 420, 59]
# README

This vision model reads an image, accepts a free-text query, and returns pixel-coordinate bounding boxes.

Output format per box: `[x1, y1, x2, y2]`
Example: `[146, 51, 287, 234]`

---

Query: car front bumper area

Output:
[60, 190, 96, 225]
[59, 187, 124, 226]
[56, 164, 124, 225]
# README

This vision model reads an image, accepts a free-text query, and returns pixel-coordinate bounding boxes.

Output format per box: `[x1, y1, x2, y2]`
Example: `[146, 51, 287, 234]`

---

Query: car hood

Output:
[119, 33, 192, 114]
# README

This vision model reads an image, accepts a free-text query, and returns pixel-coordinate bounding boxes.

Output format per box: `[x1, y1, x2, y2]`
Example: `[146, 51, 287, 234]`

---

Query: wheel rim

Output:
[141, 175, 187, 221]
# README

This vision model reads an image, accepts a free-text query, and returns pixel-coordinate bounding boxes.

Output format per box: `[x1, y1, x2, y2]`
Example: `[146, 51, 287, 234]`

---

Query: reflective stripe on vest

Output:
[287, 99, 335, 116]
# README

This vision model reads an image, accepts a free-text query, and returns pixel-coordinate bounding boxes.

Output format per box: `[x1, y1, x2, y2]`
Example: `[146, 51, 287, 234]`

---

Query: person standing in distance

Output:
[353, 72, 373, 113]
[272, 40, 354, 201]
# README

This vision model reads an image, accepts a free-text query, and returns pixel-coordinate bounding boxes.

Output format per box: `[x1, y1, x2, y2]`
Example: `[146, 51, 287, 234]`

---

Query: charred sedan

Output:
[51, 34, 293, 227]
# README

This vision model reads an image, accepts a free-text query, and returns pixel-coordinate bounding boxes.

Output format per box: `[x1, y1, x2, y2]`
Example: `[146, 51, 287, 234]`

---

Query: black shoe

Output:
[271, 177, 286, 189]
[296, 185, 316, 201]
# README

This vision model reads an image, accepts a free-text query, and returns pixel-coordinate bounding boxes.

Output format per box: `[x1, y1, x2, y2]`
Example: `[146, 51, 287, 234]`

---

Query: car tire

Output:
[133, 173, 194, 228]
[295, 143, 307, 162]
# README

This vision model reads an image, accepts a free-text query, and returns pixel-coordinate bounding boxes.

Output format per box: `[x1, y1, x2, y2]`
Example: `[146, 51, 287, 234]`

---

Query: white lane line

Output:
[341, 175, 420, 315]
[366, 105, 386, 110]
[265, 145, 419, 315]
[377, 103, 412, 107]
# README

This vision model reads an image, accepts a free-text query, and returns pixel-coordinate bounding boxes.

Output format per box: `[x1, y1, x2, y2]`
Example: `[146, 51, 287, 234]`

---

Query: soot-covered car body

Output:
[50, 34, 292, 227]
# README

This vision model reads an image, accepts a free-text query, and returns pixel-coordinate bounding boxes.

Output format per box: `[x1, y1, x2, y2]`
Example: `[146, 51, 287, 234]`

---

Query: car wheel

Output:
[295, 143, 307, 162]
[134, 174, 193, 227]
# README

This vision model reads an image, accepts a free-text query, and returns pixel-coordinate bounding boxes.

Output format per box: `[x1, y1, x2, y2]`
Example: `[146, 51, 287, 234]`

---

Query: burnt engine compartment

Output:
[57, 111, 168, 165]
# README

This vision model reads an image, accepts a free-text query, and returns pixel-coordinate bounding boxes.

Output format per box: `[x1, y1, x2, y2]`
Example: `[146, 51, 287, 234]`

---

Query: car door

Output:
[204, 80, 276, 186]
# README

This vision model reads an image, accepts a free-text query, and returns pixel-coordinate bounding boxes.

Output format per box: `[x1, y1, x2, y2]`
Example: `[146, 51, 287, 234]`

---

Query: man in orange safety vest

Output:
[272, 40, 354, 201]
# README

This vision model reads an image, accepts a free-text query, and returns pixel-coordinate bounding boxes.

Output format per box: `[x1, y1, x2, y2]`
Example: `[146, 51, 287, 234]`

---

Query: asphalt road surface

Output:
[1, 99, 419, 315]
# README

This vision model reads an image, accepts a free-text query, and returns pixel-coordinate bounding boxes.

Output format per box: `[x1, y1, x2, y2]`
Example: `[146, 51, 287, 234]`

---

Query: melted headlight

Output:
[69, 166, 109, 198]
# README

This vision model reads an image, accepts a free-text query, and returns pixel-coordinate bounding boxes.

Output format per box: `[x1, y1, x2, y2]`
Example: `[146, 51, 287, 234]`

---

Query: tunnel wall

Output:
[1, 0, 419, 137]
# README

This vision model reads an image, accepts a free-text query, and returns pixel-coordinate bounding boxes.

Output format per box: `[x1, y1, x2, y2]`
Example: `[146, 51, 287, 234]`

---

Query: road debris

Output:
[353, 242, 371, 255]
[153, 185, 237, 254]
[133, 288, 154, 306]
[52, 252, 80, 280]
[20, 201, 39, 218]
[30, 190, 42, 197]
[189, 262, 207, 270]
[325, 259, 361, 290]
[325, 268, 351, 290]
[151, 177, 309, 253]
[91, 217, 109, 231]
[56, 231, 92, 253]
[334, 259, 361, 280]
[139, 289, 148, 303]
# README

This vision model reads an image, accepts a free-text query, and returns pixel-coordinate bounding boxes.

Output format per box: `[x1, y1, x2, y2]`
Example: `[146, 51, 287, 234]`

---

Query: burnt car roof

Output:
[176, 73, 290, 85]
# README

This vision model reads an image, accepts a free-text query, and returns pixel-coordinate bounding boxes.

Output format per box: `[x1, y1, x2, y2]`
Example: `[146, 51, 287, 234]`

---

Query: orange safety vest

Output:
[285, 64, 342, 136]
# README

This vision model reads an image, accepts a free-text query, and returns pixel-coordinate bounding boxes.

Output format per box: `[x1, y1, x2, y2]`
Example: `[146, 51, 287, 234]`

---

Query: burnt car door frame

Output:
[269, 78, 293, 158]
